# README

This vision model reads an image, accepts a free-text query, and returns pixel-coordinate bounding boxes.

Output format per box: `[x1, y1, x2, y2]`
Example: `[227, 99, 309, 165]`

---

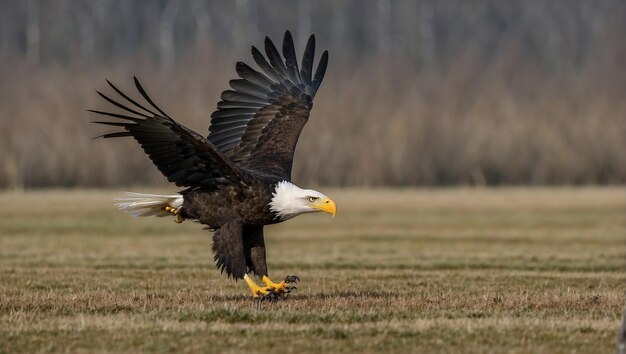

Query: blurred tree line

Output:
[0, 0, 624, 188]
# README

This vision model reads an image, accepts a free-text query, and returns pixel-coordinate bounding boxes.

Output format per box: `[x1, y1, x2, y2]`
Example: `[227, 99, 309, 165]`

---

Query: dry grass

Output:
[0, 187, 624, 353]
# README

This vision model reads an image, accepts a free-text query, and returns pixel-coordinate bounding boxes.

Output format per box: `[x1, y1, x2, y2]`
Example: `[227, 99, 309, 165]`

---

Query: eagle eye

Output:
[308, 196, 317, 202]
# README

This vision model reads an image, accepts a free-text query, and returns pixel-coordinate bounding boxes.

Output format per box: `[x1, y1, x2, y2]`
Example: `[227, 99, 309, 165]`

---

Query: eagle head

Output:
[269, 181, 337, 221]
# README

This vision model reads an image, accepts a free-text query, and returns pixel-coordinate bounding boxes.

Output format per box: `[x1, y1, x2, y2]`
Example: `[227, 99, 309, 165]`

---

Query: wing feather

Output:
[217, 101, 264, 109]
[133, 76, 171, 118]
[251, 46, 284, 85]
[208, 30, 328, 179]
[95, 91, 152, 119]
[91, 78, 247, 189]
[229, 79, 270, 98]
[211, 107, 259, 118]
[312, 50, 329, 92]
[264, 36, 290, 80]
[282, 31, 302, 84]
[235, 62, 274, 89]
[300, 35, 315, 85]
[221, 90, 268, 104]
[105, 79, 157, 116]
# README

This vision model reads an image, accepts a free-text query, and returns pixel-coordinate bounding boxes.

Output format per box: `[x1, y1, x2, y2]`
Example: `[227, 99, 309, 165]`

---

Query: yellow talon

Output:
[244, 274, 270, 298]
[262, 276, 287, 293]
[244, 274, 299, 301]
[162, 205, 184, 223]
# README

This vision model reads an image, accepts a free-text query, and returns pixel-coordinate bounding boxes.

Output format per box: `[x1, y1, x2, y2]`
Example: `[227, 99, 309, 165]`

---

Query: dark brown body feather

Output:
[91, 31, 328, 280]
[180, 177, 279, 228]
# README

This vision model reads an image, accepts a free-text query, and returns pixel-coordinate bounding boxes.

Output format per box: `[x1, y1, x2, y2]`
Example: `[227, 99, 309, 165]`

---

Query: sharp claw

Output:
[254, 276, 300, 302]
[284, 275, 300, 284]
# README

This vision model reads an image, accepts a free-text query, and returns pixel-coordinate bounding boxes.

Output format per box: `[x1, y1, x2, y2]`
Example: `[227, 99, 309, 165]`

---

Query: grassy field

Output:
[0, 188, 624, 353]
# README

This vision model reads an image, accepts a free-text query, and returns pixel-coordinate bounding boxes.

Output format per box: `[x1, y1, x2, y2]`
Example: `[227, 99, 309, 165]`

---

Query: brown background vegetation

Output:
[0, 0, 624, 188]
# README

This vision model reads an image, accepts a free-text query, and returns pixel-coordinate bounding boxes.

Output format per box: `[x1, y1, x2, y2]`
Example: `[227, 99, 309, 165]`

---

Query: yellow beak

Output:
[311, 197, 337, 217]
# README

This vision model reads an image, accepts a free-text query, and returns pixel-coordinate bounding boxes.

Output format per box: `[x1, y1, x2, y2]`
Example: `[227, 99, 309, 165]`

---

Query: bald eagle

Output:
[90, 31, 334, 300]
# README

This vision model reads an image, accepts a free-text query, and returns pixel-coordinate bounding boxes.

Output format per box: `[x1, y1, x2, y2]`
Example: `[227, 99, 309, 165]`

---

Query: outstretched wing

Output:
[208, 30, 328, 179]
[91, 77, 247, 190]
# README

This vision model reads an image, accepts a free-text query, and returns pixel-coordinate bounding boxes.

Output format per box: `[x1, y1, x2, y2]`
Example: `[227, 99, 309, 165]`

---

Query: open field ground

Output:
[0, 188, 624, 353]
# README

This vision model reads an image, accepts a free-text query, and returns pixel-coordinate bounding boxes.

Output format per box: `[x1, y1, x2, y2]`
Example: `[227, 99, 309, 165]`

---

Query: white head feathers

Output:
[269, 181, 329, 220]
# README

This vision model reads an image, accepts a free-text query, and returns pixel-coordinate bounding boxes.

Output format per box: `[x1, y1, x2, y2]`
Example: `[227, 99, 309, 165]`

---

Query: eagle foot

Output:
[262, 275, 299, 297]
[163, 205, 184, 223]
[244, 274, 299, 302]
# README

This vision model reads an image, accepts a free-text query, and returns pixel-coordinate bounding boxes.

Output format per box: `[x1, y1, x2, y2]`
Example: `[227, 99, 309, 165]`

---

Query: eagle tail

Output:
[114, 192, 183, 218]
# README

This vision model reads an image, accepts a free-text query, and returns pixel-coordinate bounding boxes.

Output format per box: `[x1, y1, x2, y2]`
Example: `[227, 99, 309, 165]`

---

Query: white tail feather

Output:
[114, 192, 183, 218]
